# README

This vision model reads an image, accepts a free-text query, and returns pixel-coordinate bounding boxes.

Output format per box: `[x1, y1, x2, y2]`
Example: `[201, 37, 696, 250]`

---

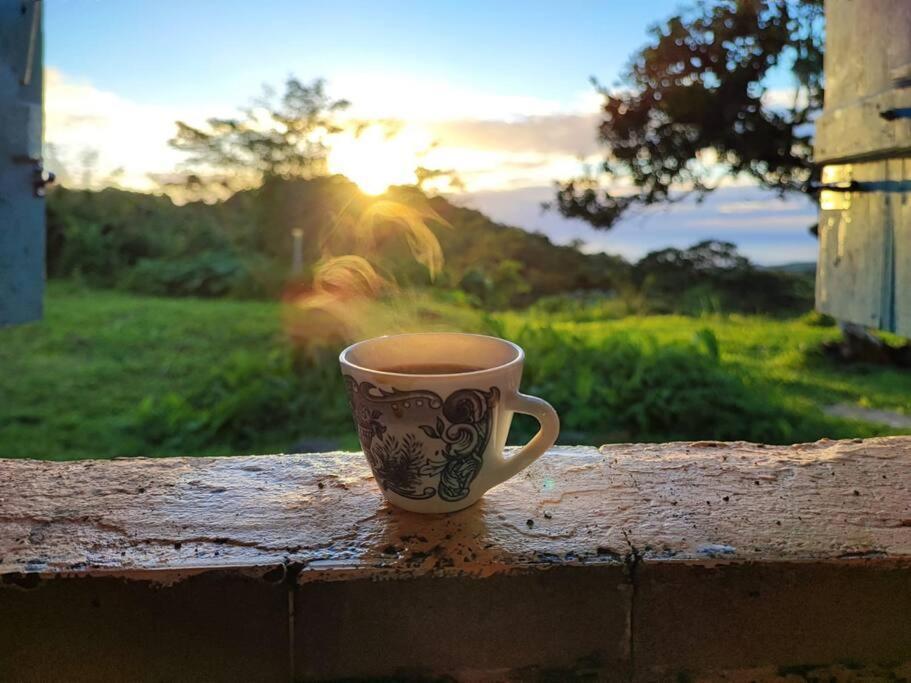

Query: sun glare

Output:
[329, 125, 427, 195]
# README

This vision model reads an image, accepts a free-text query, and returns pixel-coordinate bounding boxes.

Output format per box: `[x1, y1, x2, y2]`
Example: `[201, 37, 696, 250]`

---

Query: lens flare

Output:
[283, 192, 450, 351]
[328, 125, 428, 195]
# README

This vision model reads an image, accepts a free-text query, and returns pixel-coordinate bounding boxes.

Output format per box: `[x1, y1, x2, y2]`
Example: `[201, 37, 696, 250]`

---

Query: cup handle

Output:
[496, 392, 560, 482]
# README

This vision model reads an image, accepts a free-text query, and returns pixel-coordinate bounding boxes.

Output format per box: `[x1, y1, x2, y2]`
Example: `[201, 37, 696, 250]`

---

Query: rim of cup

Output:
[339, 332, 525, 379]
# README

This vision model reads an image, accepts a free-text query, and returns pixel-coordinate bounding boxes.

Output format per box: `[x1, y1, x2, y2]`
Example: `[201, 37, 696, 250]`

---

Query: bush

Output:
[633, 241, 814, 316]
[117, 252, 281, 298]
[526, 291, 630, 322]
[799, 310, 836, 327]
[47, 188, 248, 296]
[52, 220, 126, 286]
[125, 316, 895, 455]
[131, 347, 352, 454]
[678, 284, 725, 316]
[503, 324, 833, 445]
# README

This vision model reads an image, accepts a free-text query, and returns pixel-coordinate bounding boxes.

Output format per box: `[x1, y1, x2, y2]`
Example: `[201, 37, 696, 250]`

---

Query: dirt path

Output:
[824, 404, 911, 428]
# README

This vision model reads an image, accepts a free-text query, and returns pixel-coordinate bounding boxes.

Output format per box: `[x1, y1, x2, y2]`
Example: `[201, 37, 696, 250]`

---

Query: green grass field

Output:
[0, 283, 280, 459]
[1, 283, 908, 460]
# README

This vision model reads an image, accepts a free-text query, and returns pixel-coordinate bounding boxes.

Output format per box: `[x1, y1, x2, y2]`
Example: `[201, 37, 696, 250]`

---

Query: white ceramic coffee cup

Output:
[339, 332, 560, 513]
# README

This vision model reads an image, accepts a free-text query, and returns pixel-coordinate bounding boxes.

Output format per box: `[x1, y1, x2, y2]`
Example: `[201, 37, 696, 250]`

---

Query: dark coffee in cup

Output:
[378, 363, 484, 375]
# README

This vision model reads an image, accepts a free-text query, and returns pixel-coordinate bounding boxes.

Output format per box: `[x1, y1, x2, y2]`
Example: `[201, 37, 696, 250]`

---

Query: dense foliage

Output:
[134, 323, 830, 453]
[133, 348, 353, 454]
[44, 180, 626, 305]
[45, 181, 812, 315]
[45, 187, 270, 296]
[631, 239, 813, 314]
[499, 323, 829, 444]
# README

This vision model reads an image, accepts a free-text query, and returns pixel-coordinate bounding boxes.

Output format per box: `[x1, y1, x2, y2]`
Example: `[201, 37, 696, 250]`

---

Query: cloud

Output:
[717, 199, 808, 214]
[45, 67, 605, 194]
[324, 74, 607, 192]
[458, 184, 818, 264]
[420, 145, 599, 192]
[698, 215, 816, 231]
[335, 73, 562, 121]
[330, 73, 605, 186]
[427, 113, 600, 156]
[56, 113, 107, 127]
[45, 68, 215, 190]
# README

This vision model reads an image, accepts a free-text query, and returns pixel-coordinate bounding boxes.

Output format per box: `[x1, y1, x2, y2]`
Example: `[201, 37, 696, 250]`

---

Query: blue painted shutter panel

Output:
[0, 0, 45, 326]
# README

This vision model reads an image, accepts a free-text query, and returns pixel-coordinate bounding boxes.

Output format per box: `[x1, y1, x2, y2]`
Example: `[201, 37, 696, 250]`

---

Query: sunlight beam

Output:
[328, 125, 428, 194]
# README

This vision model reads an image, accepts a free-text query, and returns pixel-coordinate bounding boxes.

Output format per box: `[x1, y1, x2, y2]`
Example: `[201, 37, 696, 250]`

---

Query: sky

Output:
[44, 0, 818, 264]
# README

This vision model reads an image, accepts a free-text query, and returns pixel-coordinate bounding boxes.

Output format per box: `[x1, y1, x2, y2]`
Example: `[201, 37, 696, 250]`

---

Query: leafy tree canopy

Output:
[632, 239, 813, 314]
[556, 0, 824, 228]
[168, 77, 350, 197]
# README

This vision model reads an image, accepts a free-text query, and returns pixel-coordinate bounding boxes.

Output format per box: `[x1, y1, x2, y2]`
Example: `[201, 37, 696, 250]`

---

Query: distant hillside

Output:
[46, 177, 630, 305]
[762, 261, 816, 275]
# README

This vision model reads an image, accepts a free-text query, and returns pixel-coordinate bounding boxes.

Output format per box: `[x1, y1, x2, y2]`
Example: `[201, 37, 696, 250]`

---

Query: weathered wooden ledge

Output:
[2, 437, 910, 681]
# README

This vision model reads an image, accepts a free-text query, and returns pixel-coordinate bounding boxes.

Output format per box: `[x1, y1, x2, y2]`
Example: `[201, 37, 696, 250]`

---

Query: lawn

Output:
[0, 283, 280, 459]
[1, 283, 908, 460]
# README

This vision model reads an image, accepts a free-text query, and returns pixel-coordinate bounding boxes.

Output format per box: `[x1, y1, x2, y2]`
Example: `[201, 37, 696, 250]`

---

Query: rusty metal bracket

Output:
[879, 107, 911, 121]
[20, 0, 41, 86]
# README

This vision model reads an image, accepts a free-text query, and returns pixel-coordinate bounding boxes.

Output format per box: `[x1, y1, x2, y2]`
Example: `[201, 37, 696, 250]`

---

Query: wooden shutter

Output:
[815, 0, 911, 336]
[0, 0, 45, 326]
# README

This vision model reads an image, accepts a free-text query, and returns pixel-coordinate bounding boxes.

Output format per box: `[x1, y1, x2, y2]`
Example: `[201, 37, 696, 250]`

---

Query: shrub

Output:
[678, 284, 725, 316]
[53, 220, 128, 285]
[504, 324, 834, 445]
[525, 292, 629, 322]
[799, 310, 837, 327]
[130, 318, 886, 455]
[119, 253, 245, 298]
[47, 187, 238, 282]
[633, 241, 814, 316]
[131, 347, 352, 455]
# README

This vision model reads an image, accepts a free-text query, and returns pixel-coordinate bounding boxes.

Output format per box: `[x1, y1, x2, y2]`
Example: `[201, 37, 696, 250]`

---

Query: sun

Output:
[329, 126, 425, 195]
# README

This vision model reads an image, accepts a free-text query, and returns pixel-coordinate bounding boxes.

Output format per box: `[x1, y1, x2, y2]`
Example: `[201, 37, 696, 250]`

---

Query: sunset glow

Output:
[41, 1, 816, 262]
[328, 126, 429, 195]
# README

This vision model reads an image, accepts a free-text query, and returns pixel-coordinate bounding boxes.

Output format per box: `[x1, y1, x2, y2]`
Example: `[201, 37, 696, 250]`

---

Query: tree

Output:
[555, 0, 824, 228]
[563, 0, 911, 353]
[168, 77, 349, 197]
[632, 240, 812, 314]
